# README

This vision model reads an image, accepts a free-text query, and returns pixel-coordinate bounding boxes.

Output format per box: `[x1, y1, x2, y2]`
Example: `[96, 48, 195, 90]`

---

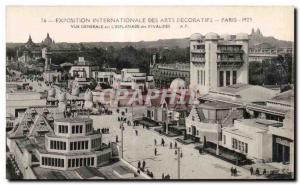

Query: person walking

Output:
[142, 160, 146, 169]
[234, 168, 237, 176]
[175, 142, 177, 149]
[180, 152, 183, 158]
[137, 161, 141, 169]
[250, 167, 254, 175]
[154, 148, 157, 156]
[154, 139, 157, 146]
[263, 169, 267, 176]
[135, 130, 138, 136]
[230, 167, 234, 176]
[255, 168, 260, 176]
[169, 142, 173, 149]
[116, 135, 118, 143]
[175, 150, 177, 155]
[161, 138, 165, 147]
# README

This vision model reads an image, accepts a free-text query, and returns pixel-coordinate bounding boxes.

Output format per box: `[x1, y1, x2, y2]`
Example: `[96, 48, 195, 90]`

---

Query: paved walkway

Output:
[90, 115, 264, 179]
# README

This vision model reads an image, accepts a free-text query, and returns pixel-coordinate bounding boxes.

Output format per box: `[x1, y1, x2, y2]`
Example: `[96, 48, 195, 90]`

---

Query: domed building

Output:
[41, 33, 55, 47]
[170, 78, 186, 90]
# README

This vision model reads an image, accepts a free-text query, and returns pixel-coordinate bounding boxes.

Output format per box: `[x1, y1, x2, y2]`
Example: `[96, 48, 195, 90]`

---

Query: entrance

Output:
[273, 135, 291, 163]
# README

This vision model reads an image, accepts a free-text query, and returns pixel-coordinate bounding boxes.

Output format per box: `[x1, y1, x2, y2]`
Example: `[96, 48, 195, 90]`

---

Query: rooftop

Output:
[199, 101, 240, 109]
[268, 89, 294, 105]
[55, 117, 92, 123]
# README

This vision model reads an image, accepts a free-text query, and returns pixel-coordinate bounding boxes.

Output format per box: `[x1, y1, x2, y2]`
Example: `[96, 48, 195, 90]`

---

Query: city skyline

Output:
[6, 6, 294, 43]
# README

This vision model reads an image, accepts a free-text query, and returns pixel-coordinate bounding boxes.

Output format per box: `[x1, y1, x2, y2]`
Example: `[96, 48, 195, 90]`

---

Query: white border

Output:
[0, 0, 299, 185]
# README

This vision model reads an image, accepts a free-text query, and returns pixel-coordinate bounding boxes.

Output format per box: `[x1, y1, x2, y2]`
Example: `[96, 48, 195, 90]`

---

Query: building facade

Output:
[150, 54, 190, 88]
[189, 33, 249, 94]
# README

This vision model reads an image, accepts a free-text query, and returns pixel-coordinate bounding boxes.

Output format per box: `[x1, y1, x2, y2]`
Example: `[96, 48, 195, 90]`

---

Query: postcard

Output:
[6, 6, 295, 180]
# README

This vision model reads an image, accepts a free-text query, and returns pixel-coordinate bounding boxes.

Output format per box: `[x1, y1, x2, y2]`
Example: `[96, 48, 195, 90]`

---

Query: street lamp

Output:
[177, 147, 181, 179]
[118, 111, 127, 158]
[216, 120, 220, 156]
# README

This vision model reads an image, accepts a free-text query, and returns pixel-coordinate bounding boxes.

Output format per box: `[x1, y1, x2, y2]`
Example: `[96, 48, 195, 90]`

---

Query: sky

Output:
[6, 6, 294, 43]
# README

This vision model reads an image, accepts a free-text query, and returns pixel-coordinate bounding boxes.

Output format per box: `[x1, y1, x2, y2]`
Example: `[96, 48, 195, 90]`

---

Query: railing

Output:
[217, 58, 243, 63]
[190, 49, 205, 53]
[191, 58, 206, 63]
[217, 50, 243, 53]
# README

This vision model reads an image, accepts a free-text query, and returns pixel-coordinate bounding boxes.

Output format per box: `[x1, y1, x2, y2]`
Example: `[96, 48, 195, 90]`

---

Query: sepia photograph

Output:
[5, 6, 295, 180]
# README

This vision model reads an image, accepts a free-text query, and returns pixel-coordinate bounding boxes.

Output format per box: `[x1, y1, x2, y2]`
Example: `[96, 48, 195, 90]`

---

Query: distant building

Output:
[42, 47, 62, 83]
[189, 33, 249, 94]
[249, 28, 293, 63]
[150, 53, 190, 88]
[113, 68, 154, 91]
[6, 89, 47, 118]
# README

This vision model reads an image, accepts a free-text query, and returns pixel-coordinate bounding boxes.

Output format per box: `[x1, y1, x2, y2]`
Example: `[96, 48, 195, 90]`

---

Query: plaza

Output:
[89, 114, 263, 179]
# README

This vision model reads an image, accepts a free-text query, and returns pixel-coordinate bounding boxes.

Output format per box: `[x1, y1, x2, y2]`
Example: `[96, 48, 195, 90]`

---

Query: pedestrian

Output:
[162, 173, 165, 179]
[170, 142, 172, 149]
[154, 139, 157, 146]
[116, 135, 119, 143]
[175, 142, 177, 149]
[255, 168, 260, 176]
[180, 152, 183, 158]
[142, 160, 146, 169]
[175, 150, 177, 155]
[154, 148, 157, 156]
[250, 166, 254, 175]
[150, 172, 154, 178]
[230, 167, 234, 176]
[234, 168, 237, 176]
[263, 169, 266, 175]
[135, 130, 138, 136]
[137, 161, 141, 169]
[161, 138, 165, 147]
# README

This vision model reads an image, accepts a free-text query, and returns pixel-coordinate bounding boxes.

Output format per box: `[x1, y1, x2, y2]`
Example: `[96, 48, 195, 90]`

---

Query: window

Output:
[219, 71, 224, 87]
[79, 125, 83, 133]
[233, 71, 237, 84]
[68, 159, 71, 167]
[72, 126, 75, 134]
[85, 141, 89, 149]
[200, 70, 203, 85]
[91, 157, 94, 166]
[197, 70, 200, 84]
[50, 140, 54, 149]
[203, 71, 205, 85]
[226, 71, 230, 86]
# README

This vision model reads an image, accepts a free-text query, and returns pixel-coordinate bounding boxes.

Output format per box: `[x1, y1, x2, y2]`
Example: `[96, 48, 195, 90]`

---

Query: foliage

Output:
[249, 54, 293, 85]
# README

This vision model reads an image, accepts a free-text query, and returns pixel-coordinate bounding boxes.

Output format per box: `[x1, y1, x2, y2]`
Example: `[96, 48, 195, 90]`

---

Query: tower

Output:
[190, 32, 249, 95]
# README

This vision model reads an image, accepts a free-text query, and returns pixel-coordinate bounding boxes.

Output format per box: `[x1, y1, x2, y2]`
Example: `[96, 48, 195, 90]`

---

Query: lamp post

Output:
[118, 111, 127, 158]
[177, 147, 181, 179]
[216, 120, 220, 156]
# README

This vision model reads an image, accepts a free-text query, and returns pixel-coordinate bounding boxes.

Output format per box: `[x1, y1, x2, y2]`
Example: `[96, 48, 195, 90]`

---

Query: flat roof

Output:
[55, 117, 92, 123]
